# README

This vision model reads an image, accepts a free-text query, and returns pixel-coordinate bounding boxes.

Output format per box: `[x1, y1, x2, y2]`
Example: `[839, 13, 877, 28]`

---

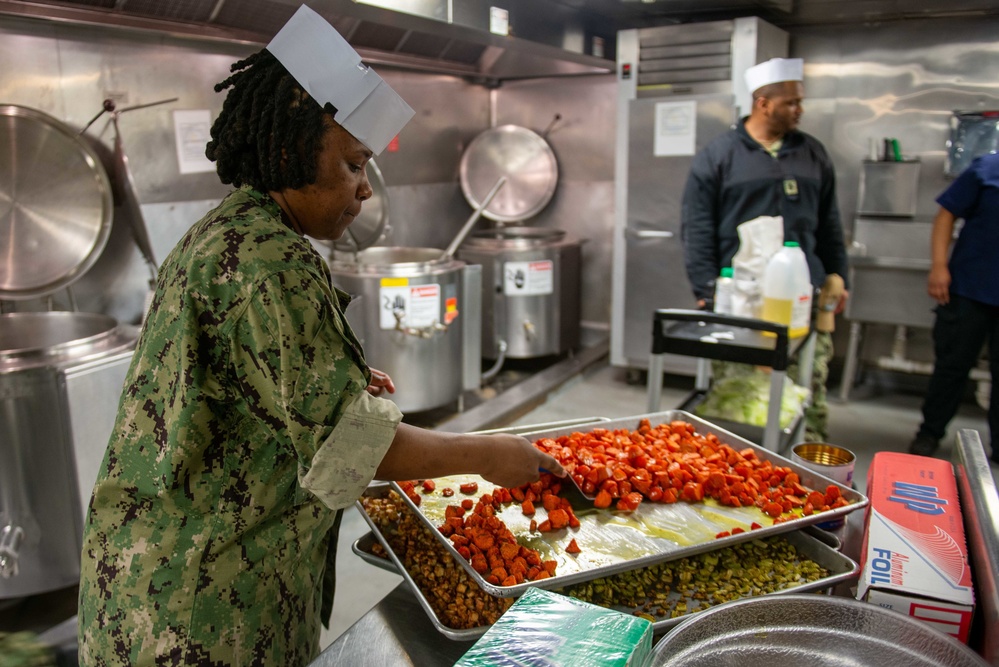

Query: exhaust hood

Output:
[0, 0, 613, 82]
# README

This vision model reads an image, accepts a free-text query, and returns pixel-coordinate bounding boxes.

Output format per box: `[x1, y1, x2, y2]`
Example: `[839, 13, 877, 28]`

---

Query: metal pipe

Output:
[875, 355, 934, 375]
[481, 339, 508, 383]
[0, 524, 24, 579]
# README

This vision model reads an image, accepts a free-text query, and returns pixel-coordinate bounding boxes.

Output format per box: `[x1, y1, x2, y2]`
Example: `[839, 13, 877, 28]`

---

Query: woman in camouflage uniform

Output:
[77, 41, 562, 667]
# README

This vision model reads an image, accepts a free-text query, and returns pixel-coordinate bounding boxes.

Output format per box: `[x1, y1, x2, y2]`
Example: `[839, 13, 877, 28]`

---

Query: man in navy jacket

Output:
[681, 57, 849, 443]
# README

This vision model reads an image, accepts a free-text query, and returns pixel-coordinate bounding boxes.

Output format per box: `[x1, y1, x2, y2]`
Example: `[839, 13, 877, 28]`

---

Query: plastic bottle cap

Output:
[784, 241, 799, 248]
[720, 267, 734, 278]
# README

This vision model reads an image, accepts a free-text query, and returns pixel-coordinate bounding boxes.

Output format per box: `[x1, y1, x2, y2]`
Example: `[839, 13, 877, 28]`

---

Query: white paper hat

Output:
[744, 58, 804, 94]
[268, 5, 415, 154]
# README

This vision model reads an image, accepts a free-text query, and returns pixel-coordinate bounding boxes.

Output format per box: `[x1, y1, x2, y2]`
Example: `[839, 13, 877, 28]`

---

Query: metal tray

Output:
[356, 483, 505, 641]
[351, 531, 400, 575]
[557, 527, 860, 634]
[354, 489, 859, 639]
[390, 410, 868, 597]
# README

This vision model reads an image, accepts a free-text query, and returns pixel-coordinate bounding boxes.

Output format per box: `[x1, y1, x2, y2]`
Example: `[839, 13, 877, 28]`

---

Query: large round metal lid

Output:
[332, 158, 389, 252]
[1, 105, 114, 300]
[459, 125, 558, 224]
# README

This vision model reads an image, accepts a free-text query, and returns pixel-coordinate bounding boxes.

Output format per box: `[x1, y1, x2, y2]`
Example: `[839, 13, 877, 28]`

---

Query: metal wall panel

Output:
[794, 18, 999, 236]
[490, 74, 617, 327]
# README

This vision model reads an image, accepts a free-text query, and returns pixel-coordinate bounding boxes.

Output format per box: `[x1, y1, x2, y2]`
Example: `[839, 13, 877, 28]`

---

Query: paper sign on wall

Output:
[653, 100, 696, 157]
[379, 283, 441, 329]
[504, 260, 553, 296]
[173, 109, 215, 174]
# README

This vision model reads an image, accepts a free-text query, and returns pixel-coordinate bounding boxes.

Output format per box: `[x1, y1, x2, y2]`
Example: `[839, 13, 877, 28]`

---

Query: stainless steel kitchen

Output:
[1, 0, 998, 665]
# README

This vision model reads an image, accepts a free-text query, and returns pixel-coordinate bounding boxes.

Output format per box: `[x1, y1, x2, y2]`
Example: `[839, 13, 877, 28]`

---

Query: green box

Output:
[456, 587, 654, 667]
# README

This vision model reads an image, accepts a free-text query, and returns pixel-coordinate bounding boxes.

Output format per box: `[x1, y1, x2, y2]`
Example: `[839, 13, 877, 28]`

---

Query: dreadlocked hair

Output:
[206, 49, 337, 191]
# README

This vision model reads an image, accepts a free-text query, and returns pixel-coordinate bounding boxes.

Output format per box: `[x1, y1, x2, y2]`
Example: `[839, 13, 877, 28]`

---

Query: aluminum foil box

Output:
[857, 451, 975, 642]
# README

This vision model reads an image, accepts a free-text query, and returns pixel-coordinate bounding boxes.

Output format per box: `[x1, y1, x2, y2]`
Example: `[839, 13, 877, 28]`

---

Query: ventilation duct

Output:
[0, 0, 613, 82]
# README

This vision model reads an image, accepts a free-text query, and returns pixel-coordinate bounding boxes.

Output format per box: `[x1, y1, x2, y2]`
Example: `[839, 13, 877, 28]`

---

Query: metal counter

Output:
[313, 431, 999, 667]
[312, 584, 474, 667]
[953, 429, 999, 664]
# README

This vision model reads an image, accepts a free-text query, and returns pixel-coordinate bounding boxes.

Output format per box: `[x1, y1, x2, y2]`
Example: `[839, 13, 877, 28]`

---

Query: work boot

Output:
[908, 433, 939, 457]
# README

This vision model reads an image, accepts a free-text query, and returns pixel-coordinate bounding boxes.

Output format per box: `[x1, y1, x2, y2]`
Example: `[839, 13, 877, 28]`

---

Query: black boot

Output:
[908, 433, 939, 457]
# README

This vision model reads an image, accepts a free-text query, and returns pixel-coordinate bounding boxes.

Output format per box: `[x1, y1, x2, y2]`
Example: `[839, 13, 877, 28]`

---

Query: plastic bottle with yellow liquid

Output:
[761, 241, 812, 337]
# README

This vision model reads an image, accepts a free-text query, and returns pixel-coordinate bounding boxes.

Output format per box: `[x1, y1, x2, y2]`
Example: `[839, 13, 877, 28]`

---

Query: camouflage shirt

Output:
[78, 187, 401, 667]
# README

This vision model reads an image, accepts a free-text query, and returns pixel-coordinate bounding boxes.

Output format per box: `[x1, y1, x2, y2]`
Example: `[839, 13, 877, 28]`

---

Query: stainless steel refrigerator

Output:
[611, 18, 788, 376]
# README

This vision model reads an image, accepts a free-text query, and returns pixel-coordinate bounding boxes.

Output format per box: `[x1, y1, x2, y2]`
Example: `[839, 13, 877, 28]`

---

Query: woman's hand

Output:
[366, 368, 395, 397]
[476, 434, 566, 489]
[375, 425, 565, 489]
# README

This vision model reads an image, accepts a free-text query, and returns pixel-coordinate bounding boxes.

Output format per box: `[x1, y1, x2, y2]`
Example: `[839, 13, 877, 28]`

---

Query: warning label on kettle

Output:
[504, 260, 553, 296]
[380, 283, 441, 330]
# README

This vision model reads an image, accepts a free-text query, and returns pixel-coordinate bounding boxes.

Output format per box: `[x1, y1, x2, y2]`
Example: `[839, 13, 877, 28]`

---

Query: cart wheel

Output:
[625, 368, 644, 386]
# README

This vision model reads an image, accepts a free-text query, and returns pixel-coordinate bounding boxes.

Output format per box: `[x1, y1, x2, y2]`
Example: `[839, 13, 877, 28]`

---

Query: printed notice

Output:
[504, 260, 553, 296]
[653, 100, 696, 157]
[380, 284, 441, 329]
[489, 7, 510, 35]
[173, 109, 215, 174]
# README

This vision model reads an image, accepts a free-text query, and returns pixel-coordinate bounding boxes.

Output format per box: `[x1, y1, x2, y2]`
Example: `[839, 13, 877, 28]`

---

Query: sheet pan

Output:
[353, 487, 860, 640]
[388, 410, 868, 597]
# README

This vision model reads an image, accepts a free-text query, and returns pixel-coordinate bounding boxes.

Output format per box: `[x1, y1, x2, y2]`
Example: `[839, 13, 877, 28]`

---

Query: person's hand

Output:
[366, 368, 396, 396]
[835, 289, 849, 314]
[476, 434, 566, 489]
[927, 265, 951, 305]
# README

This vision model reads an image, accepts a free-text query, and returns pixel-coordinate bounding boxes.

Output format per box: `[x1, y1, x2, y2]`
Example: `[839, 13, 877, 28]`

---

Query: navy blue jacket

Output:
[681, 118, 849, 301]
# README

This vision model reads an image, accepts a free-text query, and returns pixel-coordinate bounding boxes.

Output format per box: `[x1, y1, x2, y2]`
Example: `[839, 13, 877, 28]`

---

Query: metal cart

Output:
[646, 309, 816, 452]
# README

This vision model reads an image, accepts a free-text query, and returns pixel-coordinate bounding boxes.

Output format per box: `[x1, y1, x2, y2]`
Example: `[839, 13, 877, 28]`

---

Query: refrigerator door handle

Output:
[626, 228, 674, 239]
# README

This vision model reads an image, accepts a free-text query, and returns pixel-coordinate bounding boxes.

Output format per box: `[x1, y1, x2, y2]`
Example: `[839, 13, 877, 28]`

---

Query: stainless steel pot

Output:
[0, 312, 137, 599]
[330, 248, 481, 412]
[457, 227, 580, 359]
[643, 594, 989, 667]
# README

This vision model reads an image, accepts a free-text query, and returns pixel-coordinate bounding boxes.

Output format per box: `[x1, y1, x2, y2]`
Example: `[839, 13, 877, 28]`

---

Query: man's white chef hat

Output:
[267, 5, 415, 155]
[744, 57, 804, 94]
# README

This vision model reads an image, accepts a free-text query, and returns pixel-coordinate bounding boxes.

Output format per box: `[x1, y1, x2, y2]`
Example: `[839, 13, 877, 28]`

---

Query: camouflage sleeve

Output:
[300, 391, 401, 510]
[230, 268, 372, 469]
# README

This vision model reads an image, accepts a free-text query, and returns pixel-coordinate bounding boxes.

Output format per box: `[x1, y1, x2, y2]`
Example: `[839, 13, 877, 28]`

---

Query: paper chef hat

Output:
[268, 5, 415, 155]
[744, 58, 804, 94]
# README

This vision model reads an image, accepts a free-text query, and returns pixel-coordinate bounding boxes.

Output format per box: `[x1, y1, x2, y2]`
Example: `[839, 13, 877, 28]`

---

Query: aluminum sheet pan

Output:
[643, 594, 990, 667]
[351, 532, 401, 575]
[356, 484, 502, 641]
[558, 527, 860, 634]
[353, 492, 859, 640]
[391, 410, 868, 598]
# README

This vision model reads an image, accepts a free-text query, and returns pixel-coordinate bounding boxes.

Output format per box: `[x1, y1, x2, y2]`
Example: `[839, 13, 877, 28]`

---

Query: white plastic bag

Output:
[730, 215, 784, 318]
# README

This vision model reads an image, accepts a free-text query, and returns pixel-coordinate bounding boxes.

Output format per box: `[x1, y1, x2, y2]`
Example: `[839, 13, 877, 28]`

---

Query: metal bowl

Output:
[644, 594, 988, 667]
